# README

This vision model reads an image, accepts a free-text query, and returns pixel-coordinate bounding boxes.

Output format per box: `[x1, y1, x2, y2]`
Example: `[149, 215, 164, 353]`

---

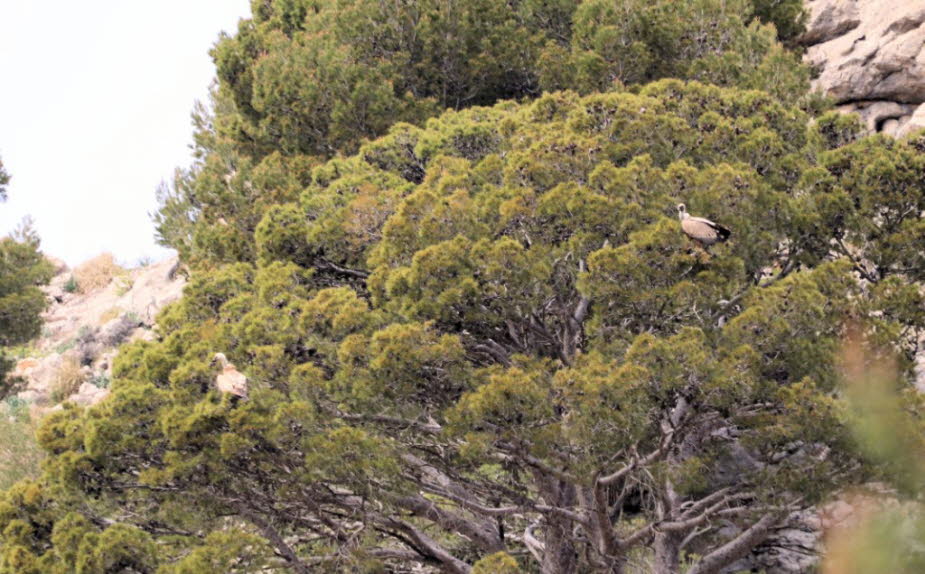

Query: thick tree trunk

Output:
[536, 477, 579, 574]
[653, 530, 684, 574]
[541, 512, 578, 574]
[653, 459, 684, 574]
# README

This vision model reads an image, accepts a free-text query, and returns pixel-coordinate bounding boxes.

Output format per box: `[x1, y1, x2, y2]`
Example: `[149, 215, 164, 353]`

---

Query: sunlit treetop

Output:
[154, 0, 810, 269]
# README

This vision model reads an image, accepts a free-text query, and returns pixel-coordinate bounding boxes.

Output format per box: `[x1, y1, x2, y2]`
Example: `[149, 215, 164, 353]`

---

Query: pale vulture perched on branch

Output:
[677, 203, 731, 246]
[211, 353, 248, 400]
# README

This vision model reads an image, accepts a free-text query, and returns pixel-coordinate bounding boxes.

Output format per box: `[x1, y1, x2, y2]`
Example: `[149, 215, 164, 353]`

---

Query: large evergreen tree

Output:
[11, 2, 925, 573]
[4, 81, 924, 573]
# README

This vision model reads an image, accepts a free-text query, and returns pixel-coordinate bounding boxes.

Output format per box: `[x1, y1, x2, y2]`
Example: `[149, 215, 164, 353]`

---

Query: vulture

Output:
[211, 353, 248, 400]
[677, 203, 731, 246]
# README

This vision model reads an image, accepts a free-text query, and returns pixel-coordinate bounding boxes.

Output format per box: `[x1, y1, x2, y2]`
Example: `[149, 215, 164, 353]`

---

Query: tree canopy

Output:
[6, 78, 925, 573]
[154, 0, 809, 269]
[5, 1, 925, 573]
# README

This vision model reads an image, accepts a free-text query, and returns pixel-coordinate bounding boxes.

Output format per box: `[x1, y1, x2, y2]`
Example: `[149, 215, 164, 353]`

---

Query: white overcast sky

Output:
[0, 1, 251, 266]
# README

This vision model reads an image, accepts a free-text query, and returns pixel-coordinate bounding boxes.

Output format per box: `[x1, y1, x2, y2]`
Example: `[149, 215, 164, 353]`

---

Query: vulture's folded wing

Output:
[682, 217, 731, 243]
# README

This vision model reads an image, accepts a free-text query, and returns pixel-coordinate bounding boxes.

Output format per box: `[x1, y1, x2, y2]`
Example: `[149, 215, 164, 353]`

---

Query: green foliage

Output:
[821, 339, 925, 572]
[88, 375, 110, 390]
[473, 552, 524, 573]
[544, 0, 808, 101]
[8, 2, 924, 572]
[0, 411, 43, 492]
[20, 78, 925, 573]
[63, 276, 78, 294]
[159, 531, 271, 574]
[0, 155, 9, 202]
[155, 0, 809, 268]
[0, 200, 54, 400]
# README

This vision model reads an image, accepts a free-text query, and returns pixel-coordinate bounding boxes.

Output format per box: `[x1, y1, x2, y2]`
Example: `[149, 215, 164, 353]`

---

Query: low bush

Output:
[73, 253, 123, 293]
[50, 356, 86, 403]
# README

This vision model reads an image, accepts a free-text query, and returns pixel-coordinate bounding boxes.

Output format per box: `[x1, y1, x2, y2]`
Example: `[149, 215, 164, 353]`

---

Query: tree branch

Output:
[523, 520, 546, 565]
[382, 516, 472, 574]
[685, 513, 779, 574]
[237, 506, 312, 574]
[316, 257, 370, 279]
[338, 410, 441, 434]
[392, 494, 503, 552]
[598, 433, 674, 486]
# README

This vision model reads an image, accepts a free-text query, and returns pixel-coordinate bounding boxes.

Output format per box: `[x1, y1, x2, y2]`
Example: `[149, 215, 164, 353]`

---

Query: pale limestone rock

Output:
[13, 255, 185, 418]
[837, 100, 919, 132]
[12, 358, 40, 378]
[803, 0, 925, 134]
[69, 382, 110, 407]
[800, 0, 860, 45]
[896, 102, 925, 136]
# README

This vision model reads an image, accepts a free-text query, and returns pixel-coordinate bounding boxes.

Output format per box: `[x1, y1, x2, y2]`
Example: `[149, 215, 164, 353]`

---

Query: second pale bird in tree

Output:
[211, 353, 248, 399]
[677, 203, 731, 246]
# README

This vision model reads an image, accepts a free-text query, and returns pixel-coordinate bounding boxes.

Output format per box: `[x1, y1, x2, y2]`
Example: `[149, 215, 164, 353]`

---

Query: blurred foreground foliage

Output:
[822, 335, 925, 574]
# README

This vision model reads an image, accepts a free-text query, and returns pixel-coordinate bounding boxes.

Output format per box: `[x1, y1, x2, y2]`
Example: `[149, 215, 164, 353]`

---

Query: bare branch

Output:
[685, 513, 779, 574]
[524, 521, 546, 565]
[598, 433, 674, 486]
[419, 485, 521, 516]
[680, 525, 713, 550]
[392, 494, 503, 552]
[237, 506, 313, 574]
[338, 411, 441, 434]
[383, 517, 472, 574]
[316, 258, 370, 279]
[678, 489, 756, 521]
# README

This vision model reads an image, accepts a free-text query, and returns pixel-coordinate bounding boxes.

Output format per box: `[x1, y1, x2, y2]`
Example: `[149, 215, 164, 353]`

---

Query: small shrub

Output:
[99, 306, 124, 324]
[89, 374, 110, 389]
[75, 326, 100, 366]
[7, 343, 38, 360]
[73, 253, 123, 293]
[4, 396, 29, 420]
[50, 356, 86, 403]
[115, 275, 134, 296]
[101, 314, 141, 347]
[63, 275, 78, 293]
[54, 338, 76, 354]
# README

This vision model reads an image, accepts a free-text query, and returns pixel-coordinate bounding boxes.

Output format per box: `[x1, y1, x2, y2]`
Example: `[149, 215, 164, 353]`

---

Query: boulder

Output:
[802, 0, 925, 134]
[837, 100, 920, 133]
[12, 358, 40, 378]
[69, 382, 110, 407]
[896, 102, 925, 136]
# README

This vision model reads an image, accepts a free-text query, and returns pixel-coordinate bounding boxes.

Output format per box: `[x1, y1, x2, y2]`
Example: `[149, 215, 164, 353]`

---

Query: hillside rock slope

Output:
[9, 256, 184, 413]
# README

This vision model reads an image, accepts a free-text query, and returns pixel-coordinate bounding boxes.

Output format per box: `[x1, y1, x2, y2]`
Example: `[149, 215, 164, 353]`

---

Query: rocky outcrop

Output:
[726, 488, 904, 574]
[9, 255, 184, 413]
[729, 12, 925, 573]
[802, 0, 925, 137]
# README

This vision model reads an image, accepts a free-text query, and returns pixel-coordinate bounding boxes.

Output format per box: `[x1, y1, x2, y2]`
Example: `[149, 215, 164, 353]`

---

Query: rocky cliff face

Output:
[725, 4, 925, 573]
[9, 256, 184, 415]
[802, 0, 925, 137]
